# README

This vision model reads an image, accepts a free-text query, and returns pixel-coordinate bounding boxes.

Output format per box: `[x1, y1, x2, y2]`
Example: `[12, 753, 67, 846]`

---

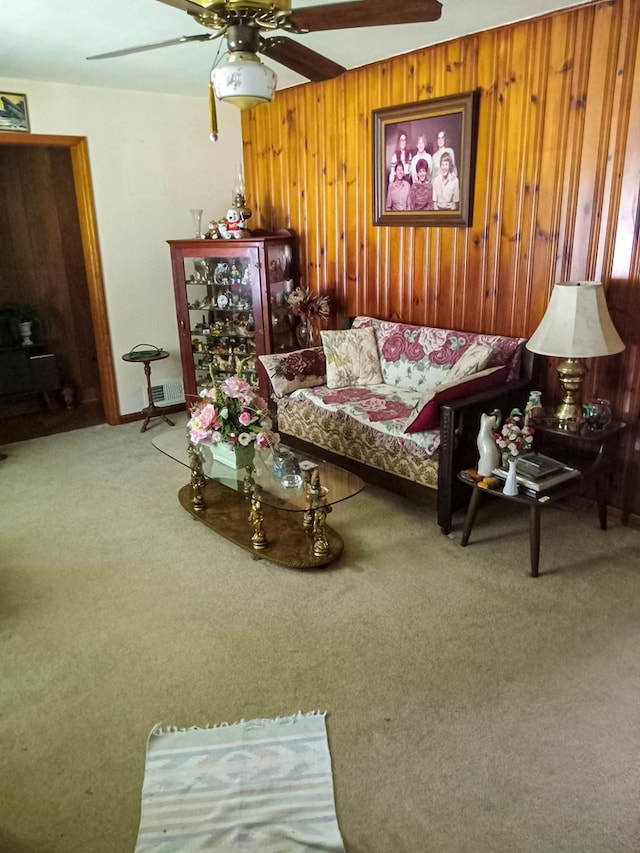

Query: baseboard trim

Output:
[118, 402, 186, 426]
[608, 506, 640, 531]
[561, 496, 639, 532]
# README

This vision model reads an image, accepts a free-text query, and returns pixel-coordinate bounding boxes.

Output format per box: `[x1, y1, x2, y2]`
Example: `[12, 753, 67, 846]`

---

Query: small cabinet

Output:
[168, 230, 299, 403]
[0, 347, 60, 403]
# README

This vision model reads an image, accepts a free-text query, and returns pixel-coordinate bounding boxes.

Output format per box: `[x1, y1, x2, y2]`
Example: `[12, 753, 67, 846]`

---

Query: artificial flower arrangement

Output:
[187, 375, 279, 451]
[285, 286, 331, 322]
[493, 408, 534, 459]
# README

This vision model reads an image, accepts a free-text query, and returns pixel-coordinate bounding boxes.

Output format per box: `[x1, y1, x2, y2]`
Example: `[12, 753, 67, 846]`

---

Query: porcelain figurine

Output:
[204, 220, 219, 239]
[213, 262, 229, 285]
[218, 208, 249, 240]
[524, 390, 543, 425]
[477, 409, 501, 476]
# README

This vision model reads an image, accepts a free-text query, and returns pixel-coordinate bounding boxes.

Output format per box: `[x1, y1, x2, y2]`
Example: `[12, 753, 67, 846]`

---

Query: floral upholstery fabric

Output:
[277, 396, 439, 489]
[446, 343, 494, 381]
[351, 316, 525, 392]
[268, 318, 526, 491]
[258, 348, 326, 398]
[321, 327, 383, 389]
[285, 384, 440, 456]
[404, 365, 509, 433]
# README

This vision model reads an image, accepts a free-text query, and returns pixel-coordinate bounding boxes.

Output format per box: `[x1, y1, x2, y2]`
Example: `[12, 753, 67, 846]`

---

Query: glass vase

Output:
[295, 319, 320, 348]
[272, 449, 302, 488]
[190, 208, 204, 239]
[503, 457, 519, 496]
[582, 399, 612, 431]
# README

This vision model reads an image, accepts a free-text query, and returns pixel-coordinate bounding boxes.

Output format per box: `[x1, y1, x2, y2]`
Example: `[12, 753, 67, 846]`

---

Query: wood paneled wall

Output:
[0, 146, 100, 401]
[242, 0, 640, 522]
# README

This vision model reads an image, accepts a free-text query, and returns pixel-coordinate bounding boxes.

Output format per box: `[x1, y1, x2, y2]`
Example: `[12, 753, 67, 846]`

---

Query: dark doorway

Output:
[0, 133, 118, 445]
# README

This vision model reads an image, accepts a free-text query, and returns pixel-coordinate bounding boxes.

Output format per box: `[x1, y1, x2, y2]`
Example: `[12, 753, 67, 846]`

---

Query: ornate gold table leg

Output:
[312, 504, 332, 557]
[187, 442, 206, 512]
[303, 469, 317, 528]
[249, 490, 268, 550]
[243, 464, 255, 495]
[304, 469, 332, 556]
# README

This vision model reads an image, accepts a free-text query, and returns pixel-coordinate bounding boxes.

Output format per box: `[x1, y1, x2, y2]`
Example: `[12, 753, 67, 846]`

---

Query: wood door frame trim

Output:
[0, 132, 119, 425]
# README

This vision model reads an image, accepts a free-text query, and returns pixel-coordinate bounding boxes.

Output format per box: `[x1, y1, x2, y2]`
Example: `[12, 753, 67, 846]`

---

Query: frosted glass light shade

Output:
[212, 52, 277, 110]
[526, 281, 624, 357]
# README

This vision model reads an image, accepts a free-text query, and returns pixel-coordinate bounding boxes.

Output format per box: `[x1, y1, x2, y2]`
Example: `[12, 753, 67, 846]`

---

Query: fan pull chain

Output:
[209, 82, 218, 142]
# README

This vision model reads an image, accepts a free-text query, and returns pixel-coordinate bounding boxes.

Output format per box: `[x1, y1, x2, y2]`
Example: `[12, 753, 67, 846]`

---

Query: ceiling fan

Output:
[88, 0, 442, 139]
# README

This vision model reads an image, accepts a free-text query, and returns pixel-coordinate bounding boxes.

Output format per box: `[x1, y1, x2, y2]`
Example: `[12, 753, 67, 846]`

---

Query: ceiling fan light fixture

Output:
[211, 51, 277, 109]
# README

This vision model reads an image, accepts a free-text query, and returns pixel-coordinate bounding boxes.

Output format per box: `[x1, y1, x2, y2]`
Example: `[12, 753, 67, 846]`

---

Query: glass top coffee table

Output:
[152, 430, 364, 568]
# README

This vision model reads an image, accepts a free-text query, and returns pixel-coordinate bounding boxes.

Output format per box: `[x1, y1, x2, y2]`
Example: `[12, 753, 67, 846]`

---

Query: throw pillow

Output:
[404, 365, 509, 433]
[447, 342, 495, 382]
[258, 348, 326, 398]
[321, 327, 384, 389]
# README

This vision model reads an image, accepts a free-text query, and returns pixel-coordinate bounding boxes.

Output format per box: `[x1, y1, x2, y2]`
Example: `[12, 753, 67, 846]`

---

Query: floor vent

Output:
[143, 378, 185, 407]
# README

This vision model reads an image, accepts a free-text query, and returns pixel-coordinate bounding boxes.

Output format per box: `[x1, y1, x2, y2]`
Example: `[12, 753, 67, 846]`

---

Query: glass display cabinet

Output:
[168, 230, 299, 404]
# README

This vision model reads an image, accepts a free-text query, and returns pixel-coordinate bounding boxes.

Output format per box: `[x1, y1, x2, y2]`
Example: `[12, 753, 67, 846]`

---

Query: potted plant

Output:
[0, 302, 47, 346]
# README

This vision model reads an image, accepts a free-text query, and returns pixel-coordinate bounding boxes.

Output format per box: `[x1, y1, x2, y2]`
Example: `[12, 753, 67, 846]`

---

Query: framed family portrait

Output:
[0, 92, 30, 133]
[372, 91, 478, 227]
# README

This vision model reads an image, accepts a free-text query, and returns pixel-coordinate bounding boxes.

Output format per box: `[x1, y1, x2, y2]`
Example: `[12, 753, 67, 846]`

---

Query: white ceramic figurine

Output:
[476, 409, 501, 476]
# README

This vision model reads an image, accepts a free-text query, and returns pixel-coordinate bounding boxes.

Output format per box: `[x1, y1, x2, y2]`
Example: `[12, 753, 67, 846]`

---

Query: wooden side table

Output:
[530, 419, 626, 530]
[458, 420, 626, 576]
[122, 348, 176, 433]
[458, 472, 580, 577]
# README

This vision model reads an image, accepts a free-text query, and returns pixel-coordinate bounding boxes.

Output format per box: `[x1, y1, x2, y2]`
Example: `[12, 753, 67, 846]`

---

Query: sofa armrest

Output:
[436, 375, 532, 533]
[443, 375, 531, 414]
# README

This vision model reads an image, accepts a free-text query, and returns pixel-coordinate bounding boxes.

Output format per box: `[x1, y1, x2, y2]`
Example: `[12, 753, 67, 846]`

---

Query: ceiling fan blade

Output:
[155, 0, 214, 16]
[87, 33, 216, 60]
[288, 0, 442, 33]
[260, 36, 346, 82]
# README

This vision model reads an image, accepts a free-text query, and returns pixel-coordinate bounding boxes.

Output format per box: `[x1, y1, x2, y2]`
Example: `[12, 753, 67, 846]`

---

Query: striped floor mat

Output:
[134, 711, 345, 851]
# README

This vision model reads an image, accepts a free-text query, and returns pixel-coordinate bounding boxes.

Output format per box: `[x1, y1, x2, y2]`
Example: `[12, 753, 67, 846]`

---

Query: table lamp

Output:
[526, 281, 624, 426]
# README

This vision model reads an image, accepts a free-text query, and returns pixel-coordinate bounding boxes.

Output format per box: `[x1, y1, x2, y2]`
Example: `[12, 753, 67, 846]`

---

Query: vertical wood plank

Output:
[242, 0, 640, 520]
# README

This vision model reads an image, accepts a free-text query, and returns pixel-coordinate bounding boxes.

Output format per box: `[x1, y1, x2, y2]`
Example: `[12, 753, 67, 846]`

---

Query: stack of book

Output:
[492, 453, 580, 497]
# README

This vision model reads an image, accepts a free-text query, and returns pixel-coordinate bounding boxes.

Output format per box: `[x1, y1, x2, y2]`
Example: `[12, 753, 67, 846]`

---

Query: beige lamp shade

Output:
[526, 281, 624, 425]
[526, 281, 624, 357]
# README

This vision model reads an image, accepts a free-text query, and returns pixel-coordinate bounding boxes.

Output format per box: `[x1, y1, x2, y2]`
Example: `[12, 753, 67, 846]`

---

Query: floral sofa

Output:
[259, 316, 532, 532]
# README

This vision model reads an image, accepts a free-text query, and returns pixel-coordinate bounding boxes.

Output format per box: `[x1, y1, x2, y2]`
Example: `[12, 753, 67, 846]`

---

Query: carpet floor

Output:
[1, 418, 639, 852]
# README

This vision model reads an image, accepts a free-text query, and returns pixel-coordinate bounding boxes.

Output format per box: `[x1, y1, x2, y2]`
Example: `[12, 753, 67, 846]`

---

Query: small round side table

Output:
[122, 348, 176, 433]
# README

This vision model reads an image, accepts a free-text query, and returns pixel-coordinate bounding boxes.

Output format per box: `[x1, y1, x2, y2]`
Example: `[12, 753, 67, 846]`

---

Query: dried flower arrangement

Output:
[285, 287, 331, 322]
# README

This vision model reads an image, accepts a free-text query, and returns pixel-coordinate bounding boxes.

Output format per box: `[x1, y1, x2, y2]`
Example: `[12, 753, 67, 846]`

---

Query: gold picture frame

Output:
[373, 91, 478, 227]
[0, 92, 30, 133]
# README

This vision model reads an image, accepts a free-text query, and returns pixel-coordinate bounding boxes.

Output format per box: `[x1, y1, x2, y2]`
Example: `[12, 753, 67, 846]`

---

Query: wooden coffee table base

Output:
[178, 481, 344, 569]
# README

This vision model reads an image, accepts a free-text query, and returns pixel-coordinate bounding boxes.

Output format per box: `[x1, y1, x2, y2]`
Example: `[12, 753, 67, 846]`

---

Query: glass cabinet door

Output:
[184, 250, 260, 395]
[169, 231, 299, 405]
[265, 241, 297, 353]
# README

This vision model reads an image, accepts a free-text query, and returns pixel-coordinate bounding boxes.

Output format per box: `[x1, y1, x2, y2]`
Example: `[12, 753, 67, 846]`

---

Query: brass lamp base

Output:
[555, 357, 587, 426]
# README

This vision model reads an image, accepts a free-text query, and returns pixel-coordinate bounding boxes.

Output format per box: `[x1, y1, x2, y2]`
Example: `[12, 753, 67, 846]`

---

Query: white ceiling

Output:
[1, 0, 593, 97]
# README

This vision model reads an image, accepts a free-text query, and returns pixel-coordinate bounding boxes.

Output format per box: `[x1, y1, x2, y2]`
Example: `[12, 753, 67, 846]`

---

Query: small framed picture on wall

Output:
[0, 92, 30, 133]
[372, 91, 478, 227]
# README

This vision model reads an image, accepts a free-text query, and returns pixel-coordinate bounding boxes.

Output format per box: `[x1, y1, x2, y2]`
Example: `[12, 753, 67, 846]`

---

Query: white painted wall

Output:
[0, 76, 243, 415]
